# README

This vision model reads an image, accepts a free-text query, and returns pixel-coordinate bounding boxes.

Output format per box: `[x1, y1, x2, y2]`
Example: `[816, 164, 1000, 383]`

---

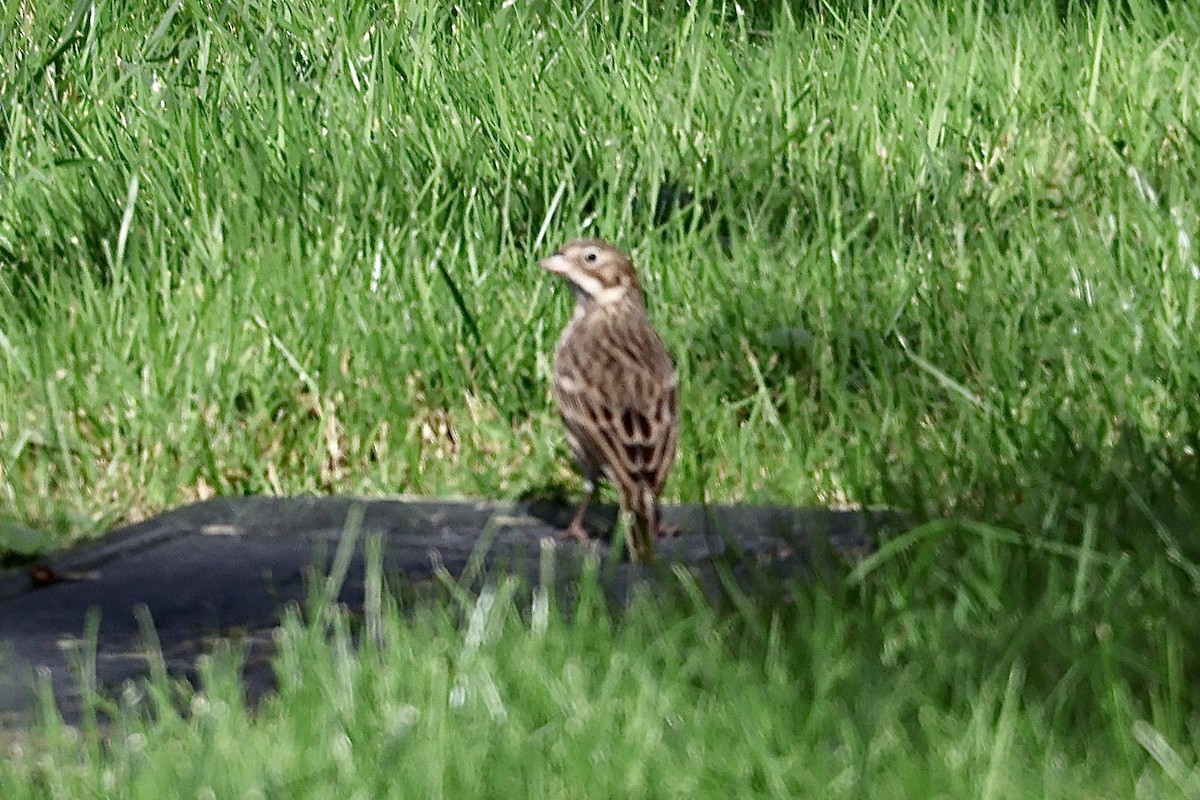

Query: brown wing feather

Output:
[553, 304, 679, 510]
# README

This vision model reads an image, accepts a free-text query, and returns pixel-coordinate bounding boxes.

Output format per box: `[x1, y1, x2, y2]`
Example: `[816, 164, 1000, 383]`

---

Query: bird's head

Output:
[540, 239, 642, 308]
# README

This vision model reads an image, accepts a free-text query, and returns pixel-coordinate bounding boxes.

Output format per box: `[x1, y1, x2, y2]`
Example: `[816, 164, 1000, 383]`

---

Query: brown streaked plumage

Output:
[541, 238, 680, 563]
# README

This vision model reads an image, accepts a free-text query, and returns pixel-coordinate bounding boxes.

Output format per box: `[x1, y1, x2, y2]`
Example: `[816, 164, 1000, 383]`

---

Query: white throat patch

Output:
[569, 272, 628, 307]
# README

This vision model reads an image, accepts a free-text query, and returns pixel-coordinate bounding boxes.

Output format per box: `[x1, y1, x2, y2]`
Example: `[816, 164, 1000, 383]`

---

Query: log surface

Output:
[0, 497, 897, 725]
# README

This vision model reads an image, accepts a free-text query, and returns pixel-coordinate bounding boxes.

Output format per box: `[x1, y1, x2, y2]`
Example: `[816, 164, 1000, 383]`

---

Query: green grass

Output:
[2, 0, 1200, 794]
[0, 543, 1195, 798]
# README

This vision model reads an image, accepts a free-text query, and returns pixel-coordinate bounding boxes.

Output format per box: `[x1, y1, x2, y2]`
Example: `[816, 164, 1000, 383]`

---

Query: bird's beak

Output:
[540, 254, 570, 275]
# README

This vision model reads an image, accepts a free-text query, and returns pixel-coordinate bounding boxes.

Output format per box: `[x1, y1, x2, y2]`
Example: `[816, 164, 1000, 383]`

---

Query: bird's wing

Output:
[554, 322, 679, 499]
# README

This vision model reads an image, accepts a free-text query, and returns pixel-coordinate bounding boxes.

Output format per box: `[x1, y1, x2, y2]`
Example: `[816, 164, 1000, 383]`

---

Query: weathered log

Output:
[0, 497, 897, 725]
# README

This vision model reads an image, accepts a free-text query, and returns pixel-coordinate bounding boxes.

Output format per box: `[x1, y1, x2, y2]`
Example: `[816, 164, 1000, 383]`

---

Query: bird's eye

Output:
[585, 252, 598, 263]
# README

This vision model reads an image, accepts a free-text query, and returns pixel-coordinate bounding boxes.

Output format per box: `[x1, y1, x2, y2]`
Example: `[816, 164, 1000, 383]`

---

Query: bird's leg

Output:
[556, 482, 598, 543]
[647, 499, 679, 539]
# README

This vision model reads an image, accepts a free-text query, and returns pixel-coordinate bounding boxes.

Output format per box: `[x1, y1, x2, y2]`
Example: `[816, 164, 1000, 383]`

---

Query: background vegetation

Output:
[2, 0, 1198, 795]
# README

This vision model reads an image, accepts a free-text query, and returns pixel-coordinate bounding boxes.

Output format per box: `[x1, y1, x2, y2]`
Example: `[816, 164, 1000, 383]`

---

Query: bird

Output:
[540, 238, 680, 564]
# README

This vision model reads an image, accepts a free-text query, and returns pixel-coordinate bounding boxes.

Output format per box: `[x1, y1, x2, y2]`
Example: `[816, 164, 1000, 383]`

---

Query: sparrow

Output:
[540, 239, 680, 563]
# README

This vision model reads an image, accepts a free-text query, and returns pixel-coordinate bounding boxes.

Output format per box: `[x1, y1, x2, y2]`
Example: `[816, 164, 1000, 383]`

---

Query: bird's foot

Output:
[555, 520, 592, 543]
[656, 521, 680, 539]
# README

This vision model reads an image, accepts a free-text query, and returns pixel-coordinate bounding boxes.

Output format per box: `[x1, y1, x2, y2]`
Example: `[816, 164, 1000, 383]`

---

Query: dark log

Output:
[0, 497, 898, 726]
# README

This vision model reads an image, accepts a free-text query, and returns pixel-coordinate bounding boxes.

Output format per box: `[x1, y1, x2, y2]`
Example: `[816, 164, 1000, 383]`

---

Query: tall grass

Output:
[1, 541, 1197, 798]
[2, 0, 1195, 539]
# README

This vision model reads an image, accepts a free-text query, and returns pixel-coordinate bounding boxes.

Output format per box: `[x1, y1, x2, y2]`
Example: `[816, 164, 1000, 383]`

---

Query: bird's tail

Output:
[626, 486, 658, 564]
